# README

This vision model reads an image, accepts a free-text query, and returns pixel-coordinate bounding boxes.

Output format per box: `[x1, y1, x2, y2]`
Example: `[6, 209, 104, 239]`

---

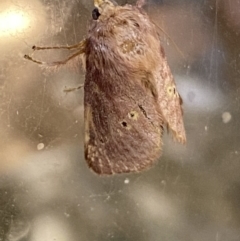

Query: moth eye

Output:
[92, 8, 100, 20]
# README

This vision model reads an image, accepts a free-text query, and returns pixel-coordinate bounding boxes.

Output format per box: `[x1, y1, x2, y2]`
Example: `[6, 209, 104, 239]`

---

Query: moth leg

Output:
[24, 49, 84, 66]
[64, 84, 84, 93]
[24, 54, 47, 65]
[32, 39, 86, 51]
[24, 40, 86, 67]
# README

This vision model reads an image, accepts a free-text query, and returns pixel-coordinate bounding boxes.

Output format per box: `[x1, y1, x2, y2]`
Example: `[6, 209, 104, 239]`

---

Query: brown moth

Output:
[24, 0, 186, 175]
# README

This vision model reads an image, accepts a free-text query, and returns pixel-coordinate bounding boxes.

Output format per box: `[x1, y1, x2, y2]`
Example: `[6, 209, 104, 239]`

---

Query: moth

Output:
[24, 0, 186, 175]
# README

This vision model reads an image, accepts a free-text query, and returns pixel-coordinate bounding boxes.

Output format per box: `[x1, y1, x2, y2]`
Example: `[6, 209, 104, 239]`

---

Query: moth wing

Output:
[84, 80, 163, 175]
[156, 53, 186, 144]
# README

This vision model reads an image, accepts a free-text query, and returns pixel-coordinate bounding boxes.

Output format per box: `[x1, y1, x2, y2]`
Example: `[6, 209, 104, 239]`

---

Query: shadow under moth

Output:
[24, 0, 186, 175]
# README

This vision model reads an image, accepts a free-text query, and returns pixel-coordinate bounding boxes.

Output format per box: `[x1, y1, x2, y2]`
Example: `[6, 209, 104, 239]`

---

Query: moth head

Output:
[92, 8, 101, 20]
[94, 0, 117, 15]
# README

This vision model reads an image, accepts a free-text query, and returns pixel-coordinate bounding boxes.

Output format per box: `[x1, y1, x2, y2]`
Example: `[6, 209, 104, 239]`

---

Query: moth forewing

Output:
[24, 0, 186, 175]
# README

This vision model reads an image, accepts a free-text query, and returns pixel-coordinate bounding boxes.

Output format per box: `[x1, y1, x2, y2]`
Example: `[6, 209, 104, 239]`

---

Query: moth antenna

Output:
[155, 24, 185, 60]
[135, 0, 184, 60]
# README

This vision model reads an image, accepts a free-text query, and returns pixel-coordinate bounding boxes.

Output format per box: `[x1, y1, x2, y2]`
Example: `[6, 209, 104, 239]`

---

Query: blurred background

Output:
[0, 0, 240, 240]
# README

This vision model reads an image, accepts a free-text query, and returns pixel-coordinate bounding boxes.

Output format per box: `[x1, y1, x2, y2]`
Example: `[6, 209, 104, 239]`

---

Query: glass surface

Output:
[1, 0, 240, 240]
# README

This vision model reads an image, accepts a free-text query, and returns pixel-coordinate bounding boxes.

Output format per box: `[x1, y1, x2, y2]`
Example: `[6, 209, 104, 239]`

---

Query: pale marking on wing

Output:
[128, 110, 139, 120]
[98, 158, 103, 174]
[105, 154, 114, 173]
[166, 84, 178, 98]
